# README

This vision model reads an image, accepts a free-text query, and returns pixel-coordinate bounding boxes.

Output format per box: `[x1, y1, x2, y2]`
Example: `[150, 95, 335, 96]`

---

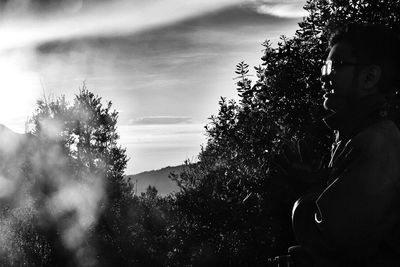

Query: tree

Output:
[168, 0, 400, 265]
[21, 84, 175, 267]
[9, 84, 130, 266]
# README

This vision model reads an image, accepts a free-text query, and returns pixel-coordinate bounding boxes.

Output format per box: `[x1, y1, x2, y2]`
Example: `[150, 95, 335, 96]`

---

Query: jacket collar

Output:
[323, 93, 389, 142]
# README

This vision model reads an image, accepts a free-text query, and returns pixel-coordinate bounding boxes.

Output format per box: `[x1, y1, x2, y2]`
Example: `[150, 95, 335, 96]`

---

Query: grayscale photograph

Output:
[0, 0, 399, 266]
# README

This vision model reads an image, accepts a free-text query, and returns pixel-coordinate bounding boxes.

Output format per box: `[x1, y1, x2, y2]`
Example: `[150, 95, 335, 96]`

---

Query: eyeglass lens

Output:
[321, 60, 332, 76]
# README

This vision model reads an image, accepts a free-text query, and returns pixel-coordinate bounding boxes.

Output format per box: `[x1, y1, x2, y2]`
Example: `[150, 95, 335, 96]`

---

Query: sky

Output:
[0, 0, 307, 174]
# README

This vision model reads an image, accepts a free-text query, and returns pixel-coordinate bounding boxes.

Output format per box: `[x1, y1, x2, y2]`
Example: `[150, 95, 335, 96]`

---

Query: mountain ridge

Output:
[126, 165, 185, 195]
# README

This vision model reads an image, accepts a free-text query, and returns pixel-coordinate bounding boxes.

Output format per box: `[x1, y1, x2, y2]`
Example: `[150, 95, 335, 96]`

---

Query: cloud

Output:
[249, 0, 307, 18]
[0, 0, 243, 51]
[129, 116, 193, 125]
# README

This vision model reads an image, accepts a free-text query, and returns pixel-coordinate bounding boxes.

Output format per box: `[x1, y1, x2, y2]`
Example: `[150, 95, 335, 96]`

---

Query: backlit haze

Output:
[0, 0, 306, 174]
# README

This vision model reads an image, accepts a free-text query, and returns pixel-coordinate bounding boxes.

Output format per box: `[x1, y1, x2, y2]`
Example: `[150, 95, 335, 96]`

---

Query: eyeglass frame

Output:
[321, 59, 366, 76]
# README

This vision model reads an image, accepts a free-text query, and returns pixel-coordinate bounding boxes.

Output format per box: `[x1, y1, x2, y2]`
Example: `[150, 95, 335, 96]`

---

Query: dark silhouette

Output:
[292, 24, 400, 266]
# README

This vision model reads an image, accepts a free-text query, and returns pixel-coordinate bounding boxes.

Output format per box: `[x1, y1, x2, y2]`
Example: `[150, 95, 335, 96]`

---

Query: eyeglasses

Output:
[321, 59, 361, 76]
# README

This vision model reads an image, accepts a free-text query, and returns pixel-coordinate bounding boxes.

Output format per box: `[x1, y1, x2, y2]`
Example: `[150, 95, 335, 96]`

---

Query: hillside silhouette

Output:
[126, 165, 183, 195]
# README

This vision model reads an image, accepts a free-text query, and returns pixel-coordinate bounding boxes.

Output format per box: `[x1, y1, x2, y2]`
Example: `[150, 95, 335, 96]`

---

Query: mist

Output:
[0, 121, 105, 266]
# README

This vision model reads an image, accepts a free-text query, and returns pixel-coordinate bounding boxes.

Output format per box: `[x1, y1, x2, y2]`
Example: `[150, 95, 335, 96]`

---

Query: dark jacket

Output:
[292, 94, 400, 266]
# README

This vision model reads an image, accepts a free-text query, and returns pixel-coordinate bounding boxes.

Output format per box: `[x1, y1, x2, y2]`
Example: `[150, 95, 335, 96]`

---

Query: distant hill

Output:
[126, 165, 185, 196]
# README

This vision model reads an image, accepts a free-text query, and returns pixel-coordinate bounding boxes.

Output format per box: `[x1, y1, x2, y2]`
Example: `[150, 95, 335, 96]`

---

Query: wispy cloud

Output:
[249, 0, 307, 18]
[129, 116, 193, 125]
[0, 0, 243, 51]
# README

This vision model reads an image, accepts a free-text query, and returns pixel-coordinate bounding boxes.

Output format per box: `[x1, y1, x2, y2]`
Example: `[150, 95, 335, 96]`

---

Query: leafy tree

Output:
[0, 84, 131, 266]
[169, 0, 400, 265]
[31, 85, 129, 192]
[20, 85, 175, 267]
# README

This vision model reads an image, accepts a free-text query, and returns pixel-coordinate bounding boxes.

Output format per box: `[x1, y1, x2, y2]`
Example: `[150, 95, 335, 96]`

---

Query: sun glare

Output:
[0, 53, 41, 132]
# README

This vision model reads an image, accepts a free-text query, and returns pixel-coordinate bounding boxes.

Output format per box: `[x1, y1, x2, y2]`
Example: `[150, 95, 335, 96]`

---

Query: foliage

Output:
[0, 85, 132, 266]
[168, 0, 400, 266]
[31, 85, 128, 190]
[94, 186, 172, 267]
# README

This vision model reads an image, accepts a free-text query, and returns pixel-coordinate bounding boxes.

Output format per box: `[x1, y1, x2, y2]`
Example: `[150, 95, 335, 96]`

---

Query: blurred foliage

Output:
[0, 85, 132, 266]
